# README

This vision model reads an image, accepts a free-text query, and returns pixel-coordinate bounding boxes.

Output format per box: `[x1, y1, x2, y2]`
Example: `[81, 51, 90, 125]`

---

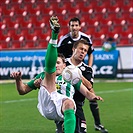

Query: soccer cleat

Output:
[94, 124, 108, 133]
[55, 121, 64, 133]
[50, 16, 60, 33]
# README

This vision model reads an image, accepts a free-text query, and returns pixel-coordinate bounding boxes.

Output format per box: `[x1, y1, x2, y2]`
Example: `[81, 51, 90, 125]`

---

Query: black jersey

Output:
[58, 31, 94, 58]
[65, 58, 94, 102]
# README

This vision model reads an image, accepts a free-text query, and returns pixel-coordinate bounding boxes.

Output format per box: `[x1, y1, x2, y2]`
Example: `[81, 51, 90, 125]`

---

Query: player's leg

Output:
[44, 16, 60, 92]
[45, 31, 59, 74]
[75, 101, 87, 133]
[62, 99, 76, 133]
[55, 121, 64, 133]
[89, 101, 108, 133]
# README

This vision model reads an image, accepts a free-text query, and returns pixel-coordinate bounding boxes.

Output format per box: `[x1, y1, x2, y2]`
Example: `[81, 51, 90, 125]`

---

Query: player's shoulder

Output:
[80, 31, 90, 38]
[62, 33, 70, 39]
[65, 58, 72, 66]
[79, 31, 92, 44]
[80, 62, 93, 72]
[58, 33, 71, 46]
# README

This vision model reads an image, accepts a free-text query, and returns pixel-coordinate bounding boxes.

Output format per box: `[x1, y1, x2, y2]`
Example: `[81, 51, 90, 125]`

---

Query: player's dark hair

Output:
[107, 37, 114, 42]
[73, 39, 89, 48]
[58, 53, 65, 63]
[69, 17, 81, 25]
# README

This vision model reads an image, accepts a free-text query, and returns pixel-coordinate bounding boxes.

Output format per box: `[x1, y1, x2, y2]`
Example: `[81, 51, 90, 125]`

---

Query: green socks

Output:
[45, 30, 58, 74]
[51, 30, 58, 40]
[64, 109, 76, 133]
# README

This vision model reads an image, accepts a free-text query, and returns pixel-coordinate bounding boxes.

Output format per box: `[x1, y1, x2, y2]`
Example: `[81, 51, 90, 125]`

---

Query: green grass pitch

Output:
[0, 80, 132, 133]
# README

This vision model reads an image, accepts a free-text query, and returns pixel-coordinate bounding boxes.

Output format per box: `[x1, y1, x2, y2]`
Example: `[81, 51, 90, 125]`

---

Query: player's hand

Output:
[34, 78, 42, 88]
[90, 93, 103, 102]
[49, 16, 60, 33]
[10, 71, 22, 80]
[94, 95, 103, 101]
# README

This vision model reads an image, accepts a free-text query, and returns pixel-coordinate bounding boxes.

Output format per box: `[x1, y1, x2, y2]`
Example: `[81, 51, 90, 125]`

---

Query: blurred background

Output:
[0, 0, 133, 80]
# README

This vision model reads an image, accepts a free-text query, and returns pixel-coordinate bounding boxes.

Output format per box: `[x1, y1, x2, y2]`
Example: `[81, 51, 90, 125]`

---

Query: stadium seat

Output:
[120, 25, 133, 38]
[50, 3, 68, 17]
[1, 4, 14, 16]
[0, 41, 8, 49]
[2, 16, 15, 28]
[39, 40, 48, 49]
[0, 31, 9, 42]
[16, 16, 32, 28]
[93, 39, 103, 47]
[12, 3, 27, 15]
[63, 2, 80, 14]
[30, 15, 41, 27]
[58, 17, 68, 27]
[122, 12, 133, 24]
[82, 14, 96, 26]
[1, 0, 132, 49]
[24, 37, 35, 48]
[25, 3, 40, 15]
[1, 23, 8, 35]
[7, 28, 29, 48]
[59, 26, 69, 36]
[85, 26, 95, 36]
[98, 25, 109, 35]
[119, 38, 129, 45]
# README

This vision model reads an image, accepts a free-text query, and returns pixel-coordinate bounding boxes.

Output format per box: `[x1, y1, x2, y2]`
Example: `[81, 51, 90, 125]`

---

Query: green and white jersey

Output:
[27, 72, 81, 99]
[56, 75, 75, 98]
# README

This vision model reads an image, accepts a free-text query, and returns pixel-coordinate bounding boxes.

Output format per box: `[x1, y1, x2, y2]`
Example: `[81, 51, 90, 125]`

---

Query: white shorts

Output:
[37, 86, 76, 121]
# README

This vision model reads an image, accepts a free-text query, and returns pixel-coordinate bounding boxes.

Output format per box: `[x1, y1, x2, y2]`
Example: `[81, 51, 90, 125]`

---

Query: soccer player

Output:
[65, 39, 108, 133]
[58, 17, 94, 67]
[57, 17, 108, 133]
[10, 16, 103, 133]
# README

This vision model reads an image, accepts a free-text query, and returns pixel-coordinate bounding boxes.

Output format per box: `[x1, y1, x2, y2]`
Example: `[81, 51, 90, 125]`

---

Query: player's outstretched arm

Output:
[10, 71, 32, 95]
[79, 83, 103, 101]
[82, 76, 95, 93]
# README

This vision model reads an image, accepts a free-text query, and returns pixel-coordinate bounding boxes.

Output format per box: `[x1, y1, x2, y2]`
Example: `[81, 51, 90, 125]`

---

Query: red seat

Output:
[0, 32, 9, 45]
[8, 29, 23, 47]
[12, 3, 27, 15]
[39, 5, 54, 16]
[0, 41, 8, 49]
[118, 38, 129, 45]
[16, 16, 32, 28]
[85, 26, 95, 36]
[58, 18, 68, 27]
[82, 14, 97, 26]
[2, 16, 16, 28]
[98, 25, 109, 35]
[120, 25, 133, 38]
[108, 1, 124, 12]
[25, 3, 40, 15]
[25, 39, 35, 48]
[1, 4, 14, 15]
[63, 2, 81, 14]
[12, 41, 21, 49]
[59, 26, 69, 36]
[39, 40, 48, 49]
[122, 12, 133, 24]
[93, 39, 102, 47]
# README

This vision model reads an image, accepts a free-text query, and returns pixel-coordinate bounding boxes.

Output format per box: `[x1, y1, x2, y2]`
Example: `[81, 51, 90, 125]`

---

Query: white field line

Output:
[96, 88, 132, 94]
[0, 88, 132, 104]
[0, 98, 37, 104]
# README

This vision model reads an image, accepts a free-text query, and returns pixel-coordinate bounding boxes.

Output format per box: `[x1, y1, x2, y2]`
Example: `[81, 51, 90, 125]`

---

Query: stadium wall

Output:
[94, 46, 133, 78]
[0, 46, 132, 79]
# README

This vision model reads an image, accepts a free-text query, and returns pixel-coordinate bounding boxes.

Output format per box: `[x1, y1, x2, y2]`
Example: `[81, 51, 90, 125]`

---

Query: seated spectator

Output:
[102, 37, 116, 52]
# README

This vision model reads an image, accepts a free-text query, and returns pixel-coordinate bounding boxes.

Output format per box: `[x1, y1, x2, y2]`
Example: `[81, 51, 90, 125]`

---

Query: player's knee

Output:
[63, 99, 74, 110]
